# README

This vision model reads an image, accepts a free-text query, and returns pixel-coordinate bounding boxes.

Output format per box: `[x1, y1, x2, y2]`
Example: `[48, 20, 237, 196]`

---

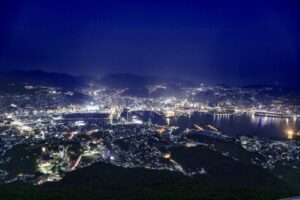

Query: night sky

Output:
[0, 0, 299, 86]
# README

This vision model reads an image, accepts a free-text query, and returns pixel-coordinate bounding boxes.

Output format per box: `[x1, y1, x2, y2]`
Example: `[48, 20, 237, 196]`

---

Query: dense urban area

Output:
[0, 72, 300, 195]
[1, 0, 300, 198]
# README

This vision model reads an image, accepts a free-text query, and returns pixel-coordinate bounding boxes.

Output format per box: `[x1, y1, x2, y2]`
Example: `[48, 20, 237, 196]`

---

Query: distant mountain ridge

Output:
[98, 73, 195, 88]
[0, 70, 93, 89]
[0, 70, 194, 90]
[1, 70, 299, 92]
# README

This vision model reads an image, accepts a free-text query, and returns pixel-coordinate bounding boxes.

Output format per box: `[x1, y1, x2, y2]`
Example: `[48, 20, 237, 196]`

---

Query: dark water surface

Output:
[135, 111, 300, 140]
[171, 113, 300, 140]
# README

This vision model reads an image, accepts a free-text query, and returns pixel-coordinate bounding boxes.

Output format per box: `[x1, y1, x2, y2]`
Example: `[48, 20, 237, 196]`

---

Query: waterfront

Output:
[172, 113, 299, 140]
[134, 111, 300, 140]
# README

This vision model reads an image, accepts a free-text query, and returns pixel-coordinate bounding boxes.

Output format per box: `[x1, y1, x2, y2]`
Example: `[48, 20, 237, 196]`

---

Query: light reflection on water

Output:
[167, 112, 300, 140]
[250, 114, 284, 127]
[135, 111, 299, 140]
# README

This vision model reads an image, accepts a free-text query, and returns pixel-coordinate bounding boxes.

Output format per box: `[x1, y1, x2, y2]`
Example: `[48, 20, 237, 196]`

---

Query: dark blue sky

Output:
[0, 0, 299, 86]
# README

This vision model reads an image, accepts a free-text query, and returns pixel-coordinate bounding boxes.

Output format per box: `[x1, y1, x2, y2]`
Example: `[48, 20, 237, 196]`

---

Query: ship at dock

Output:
[254, 111, 290, 118]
